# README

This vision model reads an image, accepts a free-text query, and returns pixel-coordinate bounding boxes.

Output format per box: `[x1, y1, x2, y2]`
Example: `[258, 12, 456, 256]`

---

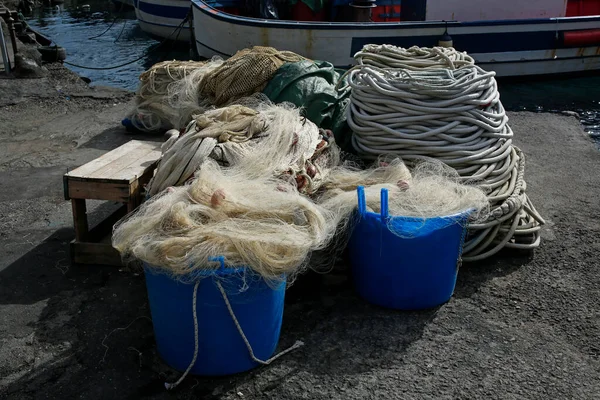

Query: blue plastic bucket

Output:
[143, 259, 286, 376]
[348, 186, 470, 310]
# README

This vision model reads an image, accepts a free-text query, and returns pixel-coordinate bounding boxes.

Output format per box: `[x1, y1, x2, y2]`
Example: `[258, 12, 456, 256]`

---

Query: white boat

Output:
[190, 0, 600, 76]
[134, 0, 191, 42]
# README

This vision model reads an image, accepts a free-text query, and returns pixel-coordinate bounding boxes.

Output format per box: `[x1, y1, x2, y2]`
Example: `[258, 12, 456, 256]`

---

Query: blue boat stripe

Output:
[476, 54, 600, 65]
[138, 0, 189, 19]
[328, 54, 600, 70]
[328, 55, 600, 71]
[351, 30, 563, 55]
[452, 15, 600, 27]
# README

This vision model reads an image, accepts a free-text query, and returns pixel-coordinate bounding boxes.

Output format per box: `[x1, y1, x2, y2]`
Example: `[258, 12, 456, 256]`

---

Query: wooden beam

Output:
[71, 199, 89, 242]
[67, 180, 132, 202]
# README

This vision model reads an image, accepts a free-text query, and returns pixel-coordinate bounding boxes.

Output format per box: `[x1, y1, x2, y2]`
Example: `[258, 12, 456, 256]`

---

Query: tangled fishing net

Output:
[129, 59, 224, 132]
[198, 46, 306, 106]
[346, 53, 545, 261]
[355, 45, 475, 70]
[147, 100, 338, 196]
[114, 129, 488, 283]
[319, 159, 488, 220]
[114, 159, 336, 283]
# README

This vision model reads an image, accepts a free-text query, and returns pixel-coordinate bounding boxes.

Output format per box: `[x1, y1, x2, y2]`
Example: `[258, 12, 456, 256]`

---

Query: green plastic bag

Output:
[262, 60, 354, 153]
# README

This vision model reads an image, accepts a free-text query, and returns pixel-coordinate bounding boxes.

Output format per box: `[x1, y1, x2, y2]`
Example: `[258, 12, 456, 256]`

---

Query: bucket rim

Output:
[361, 207, 475, 222]
[356, 185, 475, 223]
[143, 259, 248, 279]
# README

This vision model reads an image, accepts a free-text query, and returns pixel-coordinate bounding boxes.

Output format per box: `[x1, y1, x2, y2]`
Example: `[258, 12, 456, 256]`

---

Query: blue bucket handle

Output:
[380, 188, 389, 223]
[357, 185, 367, 215]
[356, 186, 390, 223]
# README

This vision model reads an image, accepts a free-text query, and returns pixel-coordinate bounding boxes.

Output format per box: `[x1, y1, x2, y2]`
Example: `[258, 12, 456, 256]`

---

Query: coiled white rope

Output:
[355, 44, 475, 70]
[346, 60, 544, 261]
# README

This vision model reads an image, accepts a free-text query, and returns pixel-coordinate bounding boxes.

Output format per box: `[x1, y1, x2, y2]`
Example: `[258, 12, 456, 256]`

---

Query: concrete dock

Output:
[0, 70, 599, 399]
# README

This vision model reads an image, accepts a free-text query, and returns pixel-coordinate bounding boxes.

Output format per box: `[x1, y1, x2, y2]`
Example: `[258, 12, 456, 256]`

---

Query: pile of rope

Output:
[129, 59, 224, 132]
[355, 45, 475, 70]
[347, 51, 545, 261]
[147, 100, 338, 196]
[197, 46, 306, 106]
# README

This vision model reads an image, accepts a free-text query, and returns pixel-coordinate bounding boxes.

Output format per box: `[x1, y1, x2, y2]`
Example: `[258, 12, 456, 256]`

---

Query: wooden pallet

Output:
[64, 140, 162, 266]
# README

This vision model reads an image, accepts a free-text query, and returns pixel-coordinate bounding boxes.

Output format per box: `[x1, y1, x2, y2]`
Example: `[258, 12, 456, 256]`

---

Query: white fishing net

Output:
[197, 46, 306, 106]
[146, 100, 339, 196]
[113, 129, 488, 284]
[113, 47, 494, 282]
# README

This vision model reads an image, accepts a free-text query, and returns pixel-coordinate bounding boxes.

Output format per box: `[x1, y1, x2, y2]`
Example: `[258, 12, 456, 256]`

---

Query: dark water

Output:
[27, 0, 190, 90]
[500, 76, 600, 146]
[27, 1, 600, 144]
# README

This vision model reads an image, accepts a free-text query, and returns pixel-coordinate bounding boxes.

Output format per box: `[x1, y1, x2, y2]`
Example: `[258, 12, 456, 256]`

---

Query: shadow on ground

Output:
[80, 126, 162, 152]
[0, 224, 531, 400]
[454, 250, 534, 299]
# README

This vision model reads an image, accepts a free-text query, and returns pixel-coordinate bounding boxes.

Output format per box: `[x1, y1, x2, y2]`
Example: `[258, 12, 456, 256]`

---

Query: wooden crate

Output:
[64, 140, 162, 266]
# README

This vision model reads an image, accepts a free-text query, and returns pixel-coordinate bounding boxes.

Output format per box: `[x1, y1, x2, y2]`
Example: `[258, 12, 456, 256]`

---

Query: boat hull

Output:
[191, 0, 600, 76]
[134, 0, 191, 42]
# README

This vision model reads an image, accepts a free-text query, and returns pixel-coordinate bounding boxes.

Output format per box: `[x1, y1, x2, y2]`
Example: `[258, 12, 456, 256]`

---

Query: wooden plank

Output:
[65, 140, 159, 179]
[64, 159, 158, 188]
[63, 174, 71, 200]
[71, 199, 89, 242]
[137, 166, 156, 192]
[129, 165, 156, 204]
[65, 140, 145, 178]
[67, 180, 132, 202]
[71, 241, 123, 266]
[127, 198, 137, 214]
[111, 153, 160, 182]
[87, 144, 161, 182]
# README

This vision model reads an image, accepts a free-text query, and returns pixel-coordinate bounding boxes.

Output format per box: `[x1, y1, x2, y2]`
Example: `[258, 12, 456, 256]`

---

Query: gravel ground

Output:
[0, 67, 599, 400]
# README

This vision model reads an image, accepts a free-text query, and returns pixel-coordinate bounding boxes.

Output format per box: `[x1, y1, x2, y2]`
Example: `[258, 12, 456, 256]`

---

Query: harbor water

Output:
[27, 0, 600, 145]
[27, 0, 190, 90]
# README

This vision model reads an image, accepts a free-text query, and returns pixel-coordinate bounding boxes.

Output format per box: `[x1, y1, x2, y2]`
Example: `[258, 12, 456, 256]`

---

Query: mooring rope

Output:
[346, 62, 545, 260]
[64, 12, 190, 71]
[87, 1, 126, 40]
[215, 281, 305, 365]
[164, 279, 303, 390]
[164, 279, 200, 391]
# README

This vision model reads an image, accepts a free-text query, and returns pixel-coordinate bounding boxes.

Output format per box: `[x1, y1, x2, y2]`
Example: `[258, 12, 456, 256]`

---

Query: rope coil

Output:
[347, 50, 544, 261]
[355, 44, 475, 70]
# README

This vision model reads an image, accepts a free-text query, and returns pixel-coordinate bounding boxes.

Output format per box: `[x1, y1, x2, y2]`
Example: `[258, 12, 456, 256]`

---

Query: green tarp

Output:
[262, 60, 354, 153]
